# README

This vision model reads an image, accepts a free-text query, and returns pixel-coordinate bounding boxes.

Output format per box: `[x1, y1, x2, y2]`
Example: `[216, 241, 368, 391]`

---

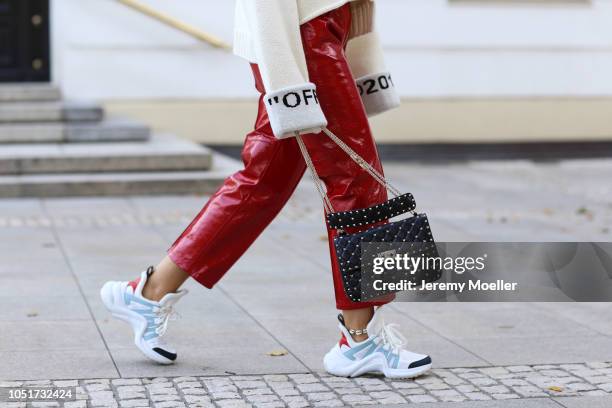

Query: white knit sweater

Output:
[234, 0, 399, 138]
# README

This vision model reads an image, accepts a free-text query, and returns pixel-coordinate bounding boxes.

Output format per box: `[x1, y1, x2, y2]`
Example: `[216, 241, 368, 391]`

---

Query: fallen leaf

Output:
[267, 350, 288, 357]
[548, 386, 563, 392]
[577, 207, 589, 215]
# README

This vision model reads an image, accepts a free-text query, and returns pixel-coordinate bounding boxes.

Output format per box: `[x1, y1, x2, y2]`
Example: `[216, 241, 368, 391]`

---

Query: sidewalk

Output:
[1, 159, 611, 407]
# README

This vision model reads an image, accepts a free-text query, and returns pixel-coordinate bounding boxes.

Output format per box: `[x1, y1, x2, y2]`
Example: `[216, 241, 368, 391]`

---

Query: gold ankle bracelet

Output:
[348, 327, 368, 336]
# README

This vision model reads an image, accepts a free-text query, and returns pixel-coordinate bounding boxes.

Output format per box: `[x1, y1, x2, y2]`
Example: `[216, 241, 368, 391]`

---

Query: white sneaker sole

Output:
[100, 282, 174, 365]
[324, 349, 431, 379]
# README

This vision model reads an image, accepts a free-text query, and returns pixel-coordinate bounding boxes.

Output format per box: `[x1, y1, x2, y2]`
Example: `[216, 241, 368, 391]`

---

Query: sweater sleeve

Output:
[346, 4, 400, 117]
[244, 0, 327, 138]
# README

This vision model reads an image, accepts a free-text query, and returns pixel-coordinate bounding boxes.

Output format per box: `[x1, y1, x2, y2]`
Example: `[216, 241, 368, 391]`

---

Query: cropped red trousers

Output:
[168, 4, 391, 310]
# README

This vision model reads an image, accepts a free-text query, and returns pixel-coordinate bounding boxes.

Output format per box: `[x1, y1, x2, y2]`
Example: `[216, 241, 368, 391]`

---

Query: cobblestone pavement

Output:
[2, 160, 612, 407]
[2, 362, 612, 407]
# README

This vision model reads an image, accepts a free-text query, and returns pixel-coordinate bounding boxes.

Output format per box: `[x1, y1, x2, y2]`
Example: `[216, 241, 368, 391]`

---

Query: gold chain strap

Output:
[296, 128, 403, 215]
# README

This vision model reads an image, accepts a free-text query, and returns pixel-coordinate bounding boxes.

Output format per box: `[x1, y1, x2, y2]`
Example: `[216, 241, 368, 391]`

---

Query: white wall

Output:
[52, 0, 612, 100]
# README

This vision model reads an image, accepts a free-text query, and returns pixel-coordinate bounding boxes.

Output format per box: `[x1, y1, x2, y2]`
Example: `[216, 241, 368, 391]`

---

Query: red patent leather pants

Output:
[168, 4, 391, 310]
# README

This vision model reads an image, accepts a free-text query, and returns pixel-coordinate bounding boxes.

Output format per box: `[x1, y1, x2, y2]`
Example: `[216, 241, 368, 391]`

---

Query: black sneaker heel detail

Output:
[153, 347, 177, 361]
[409, 356, 431, 368]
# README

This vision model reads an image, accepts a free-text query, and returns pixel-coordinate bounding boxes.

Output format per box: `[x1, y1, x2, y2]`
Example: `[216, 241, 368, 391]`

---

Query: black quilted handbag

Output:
[296, 129, 442, 303]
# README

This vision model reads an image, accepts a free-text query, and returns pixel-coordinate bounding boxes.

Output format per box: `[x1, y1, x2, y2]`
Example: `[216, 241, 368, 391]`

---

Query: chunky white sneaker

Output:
[324, 306, 431, 379]
[100, 267, 187, 364]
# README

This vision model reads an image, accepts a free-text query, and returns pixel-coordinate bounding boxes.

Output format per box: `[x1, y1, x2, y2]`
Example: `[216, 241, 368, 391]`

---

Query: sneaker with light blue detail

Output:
[324, 306, 432, 378]
[100, 267, 188, 364]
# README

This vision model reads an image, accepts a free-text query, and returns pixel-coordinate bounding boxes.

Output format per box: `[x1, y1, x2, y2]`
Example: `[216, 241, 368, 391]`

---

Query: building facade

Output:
[49, 0, 612, 144]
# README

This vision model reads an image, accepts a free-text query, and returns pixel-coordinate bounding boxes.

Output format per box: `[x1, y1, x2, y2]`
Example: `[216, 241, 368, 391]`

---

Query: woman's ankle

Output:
[341, 306, 375, 342]
[141, 279, 166, 302]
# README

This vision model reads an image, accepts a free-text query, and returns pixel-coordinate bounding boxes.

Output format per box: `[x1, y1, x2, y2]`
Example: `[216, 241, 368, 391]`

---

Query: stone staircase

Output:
[0, 84, 237, 197]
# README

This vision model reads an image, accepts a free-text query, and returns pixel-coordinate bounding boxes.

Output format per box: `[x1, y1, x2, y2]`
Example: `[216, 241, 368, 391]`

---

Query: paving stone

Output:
[211, 392, 241, 400]
[456, 384, 477, 393]
[312, 400, 343, 407]
[183, 388, 208, 395]
[263, 375, 288, 383]
[151, 394, 182, 402]
[215, 400, 252, 408]
[390, 381, 420, 389]
[177, 382, 202, 389]
[583, 376, 611, 384]
[567, 382, 597, 391]
[234, 381, 267, 390]
[296, 383, 329, 393]
[540, 369, 572, 377]
[275, 388, 300, 397]
[288, 374, 318, 384]
[86, 384, 111, 392]
[119, 400, 150, 407]
[90, 400, 118, 407]
[53, 380, 79, 387]
[208, 386, 238, 393]
[480, 385, 511, 394]
[512, 385, 548, 397]
[281, 396, 309, 408]
[431, 389, 465, 402]
[245, 394, 278, 403]
[341, 394, 374, 403]
[406, 394, 438, 403]
[368, 391, 406, 404]
[501, 378, 529, 386]
[354, 378, 386, 387]
[506, 366, 534, 373]
[305, 392, 335, 401]
[321, 377, 351, 385]
[464, 392, 492, 400]
[458, 372, 485, 379]
[113, 379, 143, 386]
[183, 395, 212, 404]
[242, 388, 273, 396]
[333, 387, 361, 395]
[154, 402, 186, 408]
[469, 377, 498, 386]
[88, 390, 115, 400]
[116, 386, 145, 393]
[422, 382, 451, 390]
[492, 393, 520, 400]
[117, 391, 146, 400]
[397, 387, 426, 396]
[587, 362, 610, 369]
[600, 383, 612, 392]
[582, 390, 609, 396]
[64, 401, 87, 408]
[442, 376, 467, 386]
[253, 402, 284, 408]
[480, 367, 510, 376]
[268, 382, 294, 390]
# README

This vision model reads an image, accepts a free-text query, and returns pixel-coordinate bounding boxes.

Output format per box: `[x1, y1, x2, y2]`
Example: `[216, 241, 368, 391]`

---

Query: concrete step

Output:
[0, 83, 61, 102]
[0, 118, 150, 143]
[0, 135, 212, 175]
[0, 152, 240, 198]
[0, 101, 104, 123]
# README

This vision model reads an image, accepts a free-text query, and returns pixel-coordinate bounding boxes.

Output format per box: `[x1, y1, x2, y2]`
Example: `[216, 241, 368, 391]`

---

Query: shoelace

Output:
[153, 305, 180, 336]
[378, 323, 407, 354]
